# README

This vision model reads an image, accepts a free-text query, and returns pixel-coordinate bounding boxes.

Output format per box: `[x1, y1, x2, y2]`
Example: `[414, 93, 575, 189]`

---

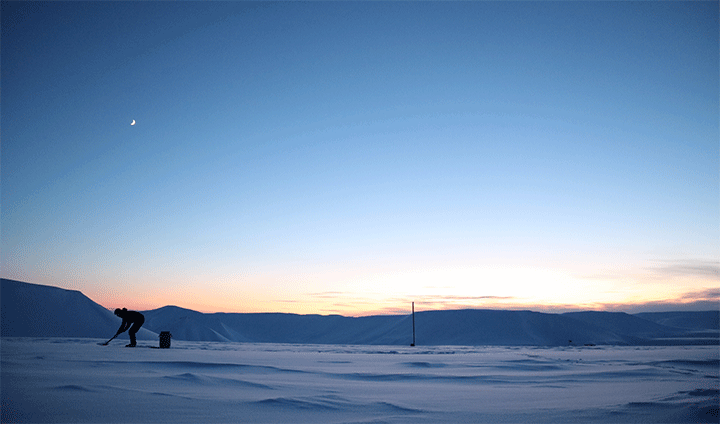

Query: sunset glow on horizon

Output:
[2, 2, 718, 317]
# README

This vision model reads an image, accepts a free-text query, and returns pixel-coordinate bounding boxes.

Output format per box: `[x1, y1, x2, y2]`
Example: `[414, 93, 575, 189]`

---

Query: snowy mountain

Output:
[143, 307, 629, 346]
[635, 311, 719, 331]
[141, 305, 412, 344]
[414, 309, 624, 346]
[1, 279, 156, 340]
[2, 279, 716, 346]
[563, 311, 677, 338]
[141, 306, 717, 346]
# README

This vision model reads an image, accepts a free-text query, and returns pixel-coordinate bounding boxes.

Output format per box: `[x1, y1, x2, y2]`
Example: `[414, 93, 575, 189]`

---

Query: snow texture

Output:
[1, 338, 718, 423]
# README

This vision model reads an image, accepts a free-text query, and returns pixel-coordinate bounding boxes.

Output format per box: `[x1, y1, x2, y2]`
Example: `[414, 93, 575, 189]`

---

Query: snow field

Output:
[2, 338, 718, 423]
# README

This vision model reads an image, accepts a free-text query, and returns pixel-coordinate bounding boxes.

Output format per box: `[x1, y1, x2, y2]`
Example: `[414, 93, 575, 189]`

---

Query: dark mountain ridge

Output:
[635, 311, 719, 330]
[2, 279, 717, 346]
[1, 279, 156, 339]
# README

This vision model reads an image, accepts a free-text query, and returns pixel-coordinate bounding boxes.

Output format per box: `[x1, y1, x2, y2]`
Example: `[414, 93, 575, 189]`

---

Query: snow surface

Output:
[2, 338, 718, 423]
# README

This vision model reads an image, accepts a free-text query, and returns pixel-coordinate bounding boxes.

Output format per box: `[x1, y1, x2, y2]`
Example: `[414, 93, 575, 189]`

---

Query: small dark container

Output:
[159, 331, 172, 349]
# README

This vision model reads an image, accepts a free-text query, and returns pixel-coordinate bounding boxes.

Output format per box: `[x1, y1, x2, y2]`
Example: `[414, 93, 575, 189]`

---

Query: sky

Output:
[2, 1, 718, 316]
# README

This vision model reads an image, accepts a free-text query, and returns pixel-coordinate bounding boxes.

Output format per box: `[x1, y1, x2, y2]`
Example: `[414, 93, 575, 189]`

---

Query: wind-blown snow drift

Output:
[2, 339, 718, 423]
[2, 279, 717, 346]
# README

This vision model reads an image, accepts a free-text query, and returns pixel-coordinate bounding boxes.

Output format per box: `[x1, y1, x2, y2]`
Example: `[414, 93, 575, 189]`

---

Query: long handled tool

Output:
[99, 333, 119, 346]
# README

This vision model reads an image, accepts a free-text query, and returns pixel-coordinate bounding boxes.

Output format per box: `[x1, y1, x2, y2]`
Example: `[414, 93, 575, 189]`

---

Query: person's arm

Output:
[116, 318, 128, 334]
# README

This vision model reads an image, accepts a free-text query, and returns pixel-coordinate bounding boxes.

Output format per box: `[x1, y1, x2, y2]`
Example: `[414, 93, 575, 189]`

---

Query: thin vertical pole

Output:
[411, 302, 415, 346]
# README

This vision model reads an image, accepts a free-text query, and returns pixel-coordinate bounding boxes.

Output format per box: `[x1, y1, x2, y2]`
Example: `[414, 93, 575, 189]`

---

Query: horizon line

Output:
[2, 278, 717, 318]
[104, 303, 720, 318]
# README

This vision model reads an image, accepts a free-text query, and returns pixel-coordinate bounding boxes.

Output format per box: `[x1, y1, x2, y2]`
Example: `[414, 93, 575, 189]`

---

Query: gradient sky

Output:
[2, 1, 718, 316]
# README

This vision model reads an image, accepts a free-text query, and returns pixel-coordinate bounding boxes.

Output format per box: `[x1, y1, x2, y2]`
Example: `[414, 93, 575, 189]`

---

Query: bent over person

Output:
[114, 308, 145, 347]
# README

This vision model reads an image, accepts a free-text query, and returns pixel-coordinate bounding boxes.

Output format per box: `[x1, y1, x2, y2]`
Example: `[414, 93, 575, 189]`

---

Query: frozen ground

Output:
[2, 338, 718, 423]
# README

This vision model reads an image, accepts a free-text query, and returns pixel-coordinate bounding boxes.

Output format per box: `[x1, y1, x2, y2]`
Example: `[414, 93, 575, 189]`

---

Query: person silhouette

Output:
[113, 308, 145, 347]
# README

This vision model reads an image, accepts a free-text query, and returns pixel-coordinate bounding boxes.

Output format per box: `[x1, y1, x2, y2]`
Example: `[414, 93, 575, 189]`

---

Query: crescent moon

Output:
[131, 120, 136, 125]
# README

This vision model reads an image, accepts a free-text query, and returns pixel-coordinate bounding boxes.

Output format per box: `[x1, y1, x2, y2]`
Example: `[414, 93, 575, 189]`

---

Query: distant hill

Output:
[413, 309, 625, 346]
[563, 311, 676, 337]
[1, 279, 156, 340]
[142, 306, 411, 344]
[2, 279, 717, 346]
[128, 301, 719, 346]
[634, 311, 719, 331]
[143, 307, 628, 346]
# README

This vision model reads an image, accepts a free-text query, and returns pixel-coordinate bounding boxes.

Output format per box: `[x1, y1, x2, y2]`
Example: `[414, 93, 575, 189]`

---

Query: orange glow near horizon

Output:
[91, 289, 718, 317]
[5, 255, 717, 316]
[70, 260, 720, 316]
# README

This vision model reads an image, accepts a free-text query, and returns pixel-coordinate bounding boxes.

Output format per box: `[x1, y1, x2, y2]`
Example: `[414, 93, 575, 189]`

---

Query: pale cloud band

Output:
[298, 261, 719, 316]
[649, 260, 719, 279]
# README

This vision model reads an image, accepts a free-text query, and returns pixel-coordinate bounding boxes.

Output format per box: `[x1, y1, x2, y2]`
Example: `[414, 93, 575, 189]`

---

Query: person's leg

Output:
[127, 317, 144, 347]
[127, 327, 137, 346]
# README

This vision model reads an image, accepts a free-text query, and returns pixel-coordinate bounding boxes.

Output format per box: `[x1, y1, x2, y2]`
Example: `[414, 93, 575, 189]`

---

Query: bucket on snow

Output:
[159, 331, 172, 348]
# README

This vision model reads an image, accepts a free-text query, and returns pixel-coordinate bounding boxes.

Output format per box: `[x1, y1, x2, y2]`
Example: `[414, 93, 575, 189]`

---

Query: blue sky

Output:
[2, 1, 718, 315]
